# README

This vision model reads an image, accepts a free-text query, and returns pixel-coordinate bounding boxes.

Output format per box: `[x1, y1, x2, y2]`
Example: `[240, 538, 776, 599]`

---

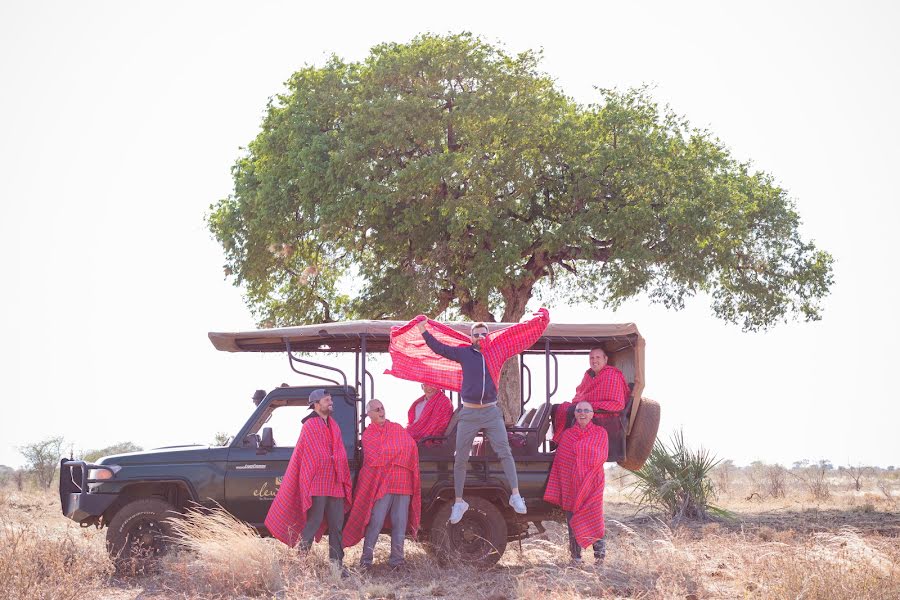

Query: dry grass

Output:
[0, 489, 112, 600]
[2, 468, 899, 599]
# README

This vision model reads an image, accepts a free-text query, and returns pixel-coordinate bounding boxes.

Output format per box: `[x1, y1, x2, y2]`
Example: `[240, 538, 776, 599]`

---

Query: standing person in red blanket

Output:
[343, 399, 421, 571]
[414, 308, 550, 524]
[264, 389, 353, 575]
[552, 347, 628, 445]
[544, 400, 609, 565]
[406, 384, 454, 443]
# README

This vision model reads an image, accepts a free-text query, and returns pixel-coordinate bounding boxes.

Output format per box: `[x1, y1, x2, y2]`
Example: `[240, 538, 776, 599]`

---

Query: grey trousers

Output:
[566, 511, 605, 560]
[454, 404, 518, 498]
[299, 496, 344, 563]
[360, 493, 411, 567]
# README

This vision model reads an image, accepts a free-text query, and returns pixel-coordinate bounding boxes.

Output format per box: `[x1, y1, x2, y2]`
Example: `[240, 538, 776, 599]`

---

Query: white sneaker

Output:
[449, 500, 469, 524]
[510, 494, 527, 514]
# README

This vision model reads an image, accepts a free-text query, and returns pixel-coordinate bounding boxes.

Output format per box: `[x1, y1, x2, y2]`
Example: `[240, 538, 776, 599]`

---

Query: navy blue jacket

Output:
[422, 331, 497, 405]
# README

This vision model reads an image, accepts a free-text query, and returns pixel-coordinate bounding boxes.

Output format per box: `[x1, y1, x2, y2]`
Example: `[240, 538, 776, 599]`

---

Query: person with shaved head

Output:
[343, 399, 421, 571]
[544, 400, 609, 565]
[552, 347, 628, 444]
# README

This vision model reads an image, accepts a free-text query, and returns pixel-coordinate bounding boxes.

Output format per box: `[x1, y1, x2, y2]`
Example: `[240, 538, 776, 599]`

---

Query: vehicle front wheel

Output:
[106, 497, 177, 575]
[428, 496, 508, 566]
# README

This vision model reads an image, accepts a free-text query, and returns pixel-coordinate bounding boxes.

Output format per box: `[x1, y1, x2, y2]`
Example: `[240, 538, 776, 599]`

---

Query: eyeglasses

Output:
[368, 407, 385, 412]
[573, 408, 594, 414]
[472, 332, 488, 339]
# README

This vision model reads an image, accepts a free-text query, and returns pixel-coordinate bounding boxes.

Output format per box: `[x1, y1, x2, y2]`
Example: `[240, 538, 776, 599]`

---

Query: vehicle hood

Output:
[96, 445, 225, 465]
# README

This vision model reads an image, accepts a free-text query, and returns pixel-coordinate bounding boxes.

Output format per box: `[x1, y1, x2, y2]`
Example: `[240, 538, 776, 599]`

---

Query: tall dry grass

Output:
[0, 489, 112, 600]
[3, 468, 899, 599]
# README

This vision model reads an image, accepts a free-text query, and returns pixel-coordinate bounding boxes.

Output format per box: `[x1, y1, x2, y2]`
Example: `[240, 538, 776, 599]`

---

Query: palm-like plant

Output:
[630, 429, 731, 523]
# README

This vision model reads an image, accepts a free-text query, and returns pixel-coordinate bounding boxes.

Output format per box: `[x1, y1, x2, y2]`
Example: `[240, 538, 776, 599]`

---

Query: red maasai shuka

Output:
[406, 391, 454, 443]
[544, 421, 609, 547]
[552, 365, 628, 443]
[385, 308, 550, 391]
[342, 420, 421, 548]
[264, 415, 353, 547]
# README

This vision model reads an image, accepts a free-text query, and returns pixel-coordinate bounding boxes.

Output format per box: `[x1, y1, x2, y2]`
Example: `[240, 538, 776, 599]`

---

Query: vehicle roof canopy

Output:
[209, 320, 643, 354]
[209, 320, 645, 399]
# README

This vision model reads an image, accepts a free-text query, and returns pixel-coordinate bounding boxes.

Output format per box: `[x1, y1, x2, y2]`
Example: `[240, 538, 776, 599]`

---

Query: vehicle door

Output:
[224, 403, 308, 528]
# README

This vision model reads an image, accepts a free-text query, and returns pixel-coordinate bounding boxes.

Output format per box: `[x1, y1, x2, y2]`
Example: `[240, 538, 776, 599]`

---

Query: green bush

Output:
[631, 429, 731, 523]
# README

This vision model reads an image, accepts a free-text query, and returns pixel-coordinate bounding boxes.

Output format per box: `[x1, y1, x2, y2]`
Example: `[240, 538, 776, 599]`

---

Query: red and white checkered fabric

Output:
[544, 421, 608, 547]
[342, 420, 421, 548]
[552, 365, 628, 443]
[385, 308, 550, 390]
[406, 391, 454, 443]
[264, 415, 352, 547]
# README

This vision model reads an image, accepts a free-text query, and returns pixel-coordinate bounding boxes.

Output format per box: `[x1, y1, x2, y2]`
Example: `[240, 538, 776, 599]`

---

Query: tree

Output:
[840, 463, 871, 492]
[209, 32, 832, 333]
[212, 432, 232, 446]
[81, 442, 143, 463]
[19, 436, 65, 488]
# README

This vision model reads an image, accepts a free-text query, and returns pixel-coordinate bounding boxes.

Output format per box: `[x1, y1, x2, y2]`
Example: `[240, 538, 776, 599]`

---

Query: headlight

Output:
[87, 465, 120, 480]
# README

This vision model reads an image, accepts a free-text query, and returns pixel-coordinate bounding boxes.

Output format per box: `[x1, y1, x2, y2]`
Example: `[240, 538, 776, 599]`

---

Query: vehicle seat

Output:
[416, 406, 462, 459]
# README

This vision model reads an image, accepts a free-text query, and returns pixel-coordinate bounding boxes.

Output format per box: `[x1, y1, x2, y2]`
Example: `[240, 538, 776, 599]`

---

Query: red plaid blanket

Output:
[342, 421, 421, 548]
[264, 415, 352, 547]
[544, 421, 608, 547]
[385, 308, 550, 390]
[406, 391, 454, 443]
[552, 365, 628, 443]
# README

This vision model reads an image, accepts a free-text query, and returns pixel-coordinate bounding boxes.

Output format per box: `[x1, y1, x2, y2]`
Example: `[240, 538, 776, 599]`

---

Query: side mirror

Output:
[257, 427, 275, 454]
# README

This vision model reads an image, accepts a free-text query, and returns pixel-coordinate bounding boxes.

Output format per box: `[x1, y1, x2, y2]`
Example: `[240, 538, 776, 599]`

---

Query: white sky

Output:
[1, 1, 898, 469]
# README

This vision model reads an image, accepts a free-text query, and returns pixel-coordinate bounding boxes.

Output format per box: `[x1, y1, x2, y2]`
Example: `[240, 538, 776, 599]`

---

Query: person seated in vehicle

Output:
[552, 347, 628, 445]
[406, 383, 454, 444]
[544, 400, 609, 566]
[264, 389, 353, 576]
[413, 308, 550, 524]
[343, 399, 420, 571]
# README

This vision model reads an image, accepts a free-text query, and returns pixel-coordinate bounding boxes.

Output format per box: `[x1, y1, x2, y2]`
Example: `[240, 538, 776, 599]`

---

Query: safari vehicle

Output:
[60, 320, 660, 569]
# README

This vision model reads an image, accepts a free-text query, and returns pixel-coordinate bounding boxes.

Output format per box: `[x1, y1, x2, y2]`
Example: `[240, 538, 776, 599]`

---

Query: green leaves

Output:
[208, 34, 833, 328]
[630, 429, 732, 524]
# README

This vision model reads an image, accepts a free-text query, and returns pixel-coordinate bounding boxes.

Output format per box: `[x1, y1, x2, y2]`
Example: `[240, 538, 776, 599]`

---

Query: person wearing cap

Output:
[343, 399, 421, 571]
[264, 389, 353, 575]
[415, 308, 550, 524]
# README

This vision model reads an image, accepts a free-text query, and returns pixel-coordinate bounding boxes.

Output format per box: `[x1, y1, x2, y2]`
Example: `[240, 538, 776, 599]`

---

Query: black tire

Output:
[618, 397, 661, 471]
[428, 497, 508, 566]
[106, 497, 177, 575]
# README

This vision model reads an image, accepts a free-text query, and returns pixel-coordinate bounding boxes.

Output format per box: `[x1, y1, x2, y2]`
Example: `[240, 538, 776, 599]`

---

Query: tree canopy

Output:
[209, 33, 833, 330]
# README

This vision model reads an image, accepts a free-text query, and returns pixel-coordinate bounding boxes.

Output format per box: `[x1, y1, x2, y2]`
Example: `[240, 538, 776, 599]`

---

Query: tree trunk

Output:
[497, 358, 521, 425]
[496, 286, 532, 424]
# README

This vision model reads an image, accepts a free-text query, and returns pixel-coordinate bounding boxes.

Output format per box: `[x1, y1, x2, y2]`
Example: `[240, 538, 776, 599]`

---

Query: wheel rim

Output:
[126, 518, 167, 557]
[446, 509, 496, 561]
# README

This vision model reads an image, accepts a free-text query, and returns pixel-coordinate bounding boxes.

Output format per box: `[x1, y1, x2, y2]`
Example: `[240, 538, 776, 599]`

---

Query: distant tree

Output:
[19, 436, 65, 488]
[209, 32, 833, 332]
[816, 459, 834, 471]
[212, 432, 232, 446]
[82, 442, 143, 464]
[792, 459, 810, 470]
[0, 465, 13, 487]
[840, 464, 871, 492]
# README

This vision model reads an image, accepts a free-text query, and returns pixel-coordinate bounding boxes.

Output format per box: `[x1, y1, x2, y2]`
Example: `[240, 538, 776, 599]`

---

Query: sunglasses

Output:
[574, 408, 594, 414]
[472, 332, 488, 339]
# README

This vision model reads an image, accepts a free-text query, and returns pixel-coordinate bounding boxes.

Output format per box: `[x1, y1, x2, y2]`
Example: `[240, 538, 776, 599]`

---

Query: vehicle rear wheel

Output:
[618, 397, 661, 471]
[428, 497, 508, 566]
[106, 497, 178, 575]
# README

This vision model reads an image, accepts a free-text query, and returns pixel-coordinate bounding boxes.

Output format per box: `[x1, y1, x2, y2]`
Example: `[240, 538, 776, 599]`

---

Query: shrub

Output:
[630, 430, 730, 524]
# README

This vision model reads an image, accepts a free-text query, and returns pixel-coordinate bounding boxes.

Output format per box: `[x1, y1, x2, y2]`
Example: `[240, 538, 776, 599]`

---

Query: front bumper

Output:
[59, 459, 118, 524]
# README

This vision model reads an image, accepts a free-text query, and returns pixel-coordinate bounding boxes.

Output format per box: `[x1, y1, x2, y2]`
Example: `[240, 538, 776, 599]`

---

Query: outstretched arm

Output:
[488, 308, 550, 362]
[418, 322, 464, 363]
